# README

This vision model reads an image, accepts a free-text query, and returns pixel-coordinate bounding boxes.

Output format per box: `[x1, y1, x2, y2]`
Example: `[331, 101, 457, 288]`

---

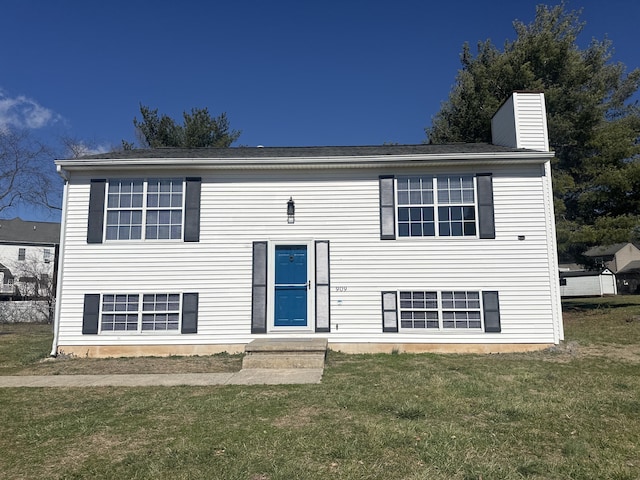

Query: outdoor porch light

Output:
[287, 197, 295, 224]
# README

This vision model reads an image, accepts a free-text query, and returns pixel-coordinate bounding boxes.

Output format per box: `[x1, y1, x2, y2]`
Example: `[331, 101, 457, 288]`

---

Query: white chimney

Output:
[491, 91, 550, 152]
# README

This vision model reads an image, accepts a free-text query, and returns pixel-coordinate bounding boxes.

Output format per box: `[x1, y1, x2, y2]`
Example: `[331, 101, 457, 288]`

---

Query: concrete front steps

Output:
[242, 338, 328, 369]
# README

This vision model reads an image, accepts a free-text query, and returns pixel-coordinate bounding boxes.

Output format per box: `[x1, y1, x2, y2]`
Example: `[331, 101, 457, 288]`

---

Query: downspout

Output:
[50, 166, 70, 357]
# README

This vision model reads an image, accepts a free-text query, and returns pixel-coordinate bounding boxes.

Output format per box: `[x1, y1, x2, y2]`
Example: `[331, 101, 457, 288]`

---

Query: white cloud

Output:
[66, 141, 111, 157]
[0, 88, 61, 130]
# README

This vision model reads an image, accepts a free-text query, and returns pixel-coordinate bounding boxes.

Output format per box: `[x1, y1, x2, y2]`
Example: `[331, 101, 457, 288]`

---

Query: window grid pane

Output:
[436, 176, 476, 237]
[106, 179, 144, 240]
[397, 176, 435, 237]
[399, 291, 439, 329]
[441, 291, 482, 329]
[141, 293, 181, 331]
[101, 294, 139, 331]
[145, 179, 183, 240]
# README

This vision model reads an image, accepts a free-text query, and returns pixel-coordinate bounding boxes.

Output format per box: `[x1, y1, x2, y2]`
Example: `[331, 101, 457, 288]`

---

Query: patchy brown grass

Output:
[272, 406, 321, 428]
[0, 323, 242, 375]
[29, 353, 243, 375]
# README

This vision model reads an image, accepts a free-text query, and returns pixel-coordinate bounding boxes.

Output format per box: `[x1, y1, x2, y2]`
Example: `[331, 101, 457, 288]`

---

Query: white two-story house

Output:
[51, 92, 563, 357]
[0, 217, 60, 299]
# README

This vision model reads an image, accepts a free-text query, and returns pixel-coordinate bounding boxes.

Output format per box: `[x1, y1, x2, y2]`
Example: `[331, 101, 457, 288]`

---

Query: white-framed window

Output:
[399, 290, 482, 330]
[441, 291, 481, 329]
[397, 175, 477, 237]
[18, 248, 26, 261]
[100, 293, 181, 332]
[105, 178, 184, 241]
[142, 294, 181, 331]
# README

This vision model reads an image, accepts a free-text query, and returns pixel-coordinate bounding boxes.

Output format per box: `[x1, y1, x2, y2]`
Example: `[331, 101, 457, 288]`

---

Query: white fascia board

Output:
[56, 151, 554, 173]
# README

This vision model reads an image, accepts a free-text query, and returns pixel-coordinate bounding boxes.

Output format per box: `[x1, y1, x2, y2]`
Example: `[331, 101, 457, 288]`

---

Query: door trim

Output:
[267, 240, 315, 332]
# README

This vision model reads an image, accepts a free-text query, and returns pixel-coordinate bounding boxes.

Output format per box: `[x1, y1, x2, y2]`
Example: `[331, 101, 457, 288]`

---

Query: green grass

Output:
[0, 323, 243, 375]
[1, 297, 640, 479]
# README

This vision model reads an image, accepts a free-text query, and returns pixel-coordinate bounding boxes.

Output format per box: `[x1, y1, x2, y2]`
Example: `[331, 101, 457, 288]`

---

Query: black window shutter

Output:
[315, 240, 330, 332]
[379, 175, 396, 240]
[181, 293, 199, 334]
[82, 294, 100, 334]
[87, 179, 106, 244]
[483, 291, 501, 333]
[381, 291, 398, 332]
[477, 173, 495, 239]
[184, 177, 202, 242]
[251, 241, 268, 333]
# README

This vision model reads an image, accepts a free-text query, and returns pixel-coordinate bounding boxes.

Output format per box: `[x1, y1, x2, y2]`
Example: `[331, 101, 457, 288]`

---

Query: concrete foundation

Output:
[57, 341, 553, 358]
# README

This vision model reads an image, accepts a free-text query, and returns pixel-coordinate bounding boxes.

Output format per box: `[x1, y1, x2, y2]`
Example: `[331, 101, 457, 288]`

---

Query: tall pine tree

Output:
[426, 3, 640, 261]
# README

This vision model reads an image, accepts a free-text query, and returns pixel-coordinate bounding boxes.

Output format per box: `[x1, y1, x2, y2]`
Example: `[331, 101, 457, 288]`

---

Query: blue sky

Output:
[2, 0, 639, 150]
[1, 0, 639, 222]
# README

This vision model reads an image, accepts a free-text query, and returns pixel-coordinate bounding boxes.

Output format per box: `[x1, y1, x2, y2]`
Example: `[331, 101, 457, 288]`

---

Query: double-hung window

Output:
[100, 293, 181, 332]
[82, 292, 199, 335]
[397, 175, 476, 237]
[399, 290, 482, 330]
[105, 178, 183, 241]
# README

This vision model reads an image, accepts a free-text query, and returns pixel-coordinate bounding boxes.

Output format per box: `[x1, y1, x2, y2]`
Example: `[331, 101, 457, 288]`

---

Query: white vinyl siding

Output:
[491, 92, 549, 152]
[55, 162, 561, 349]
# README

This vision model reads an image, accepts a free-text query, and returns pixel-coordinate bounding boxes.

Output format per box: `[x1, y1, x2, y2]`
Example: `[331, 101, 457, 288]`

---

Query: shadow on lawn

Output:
[563, 299, 640, 313]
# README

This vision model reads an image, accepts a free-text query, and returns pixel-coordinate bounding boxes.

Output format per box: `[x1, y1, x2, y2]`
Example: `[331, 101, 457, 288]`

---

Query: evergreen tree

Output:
[132, 105, 241, 148]
[426, 3, 640, 261]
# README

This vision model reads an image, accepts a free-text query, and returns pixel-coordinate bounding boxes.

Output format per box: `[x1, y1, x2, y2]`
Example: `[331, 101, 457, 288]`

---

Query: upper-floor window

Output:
[379, 173, 494, 241]
[105, 178, 183, 241]
[43, 248, 52, 263]
[18, 248, 25, 261]
[397, 175, 476, 237]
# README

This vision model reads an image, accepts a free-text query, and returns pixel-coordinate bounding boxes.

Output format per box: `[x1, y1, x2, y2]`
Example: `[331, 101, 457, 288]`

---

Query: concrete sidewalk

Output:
[0, 368, 324, 387]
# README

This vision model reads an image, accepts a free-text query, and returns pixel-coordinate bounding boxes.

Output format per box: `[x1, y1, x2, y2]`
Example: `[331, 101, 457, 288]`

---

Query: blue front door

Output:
[274, 245, 308, 327]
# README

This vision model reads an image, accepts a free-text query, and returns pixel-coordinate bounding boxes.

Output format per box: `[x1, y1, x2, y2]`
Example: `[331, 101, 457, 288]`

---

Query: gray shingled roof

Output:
[76, 143, 533, 160]
[0, 262, 14, 279]
[0, 218, 60, 245]
[583, 243, 630, 257]
[618, 260, 640, 274]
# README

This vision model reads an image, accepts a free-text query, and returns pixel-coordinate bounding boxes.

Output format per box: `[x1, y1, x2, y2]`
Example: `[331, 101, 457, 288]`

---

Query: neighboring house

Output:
[583, 243, 640, 273]
[51, 92, 564, 357]
[559, 268, 617, 297]
[0, 263, 15, 295]
[583, 243, 640, 294]
[616, 261, 640, 295]
[0, 218, 60, 299]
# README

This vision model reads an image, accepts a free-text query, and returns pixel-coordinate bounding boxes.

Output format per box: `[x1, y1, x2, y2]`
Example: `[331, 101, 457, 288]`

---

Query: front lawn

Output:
[1, 297, 639, 479]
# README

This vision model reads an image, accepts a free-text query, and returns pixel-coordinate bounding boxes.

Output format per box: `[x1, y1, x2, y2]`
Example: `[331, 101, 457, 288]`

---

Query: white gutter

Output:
[55, 151, 554, 171]
[50, 166, 70, 357]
